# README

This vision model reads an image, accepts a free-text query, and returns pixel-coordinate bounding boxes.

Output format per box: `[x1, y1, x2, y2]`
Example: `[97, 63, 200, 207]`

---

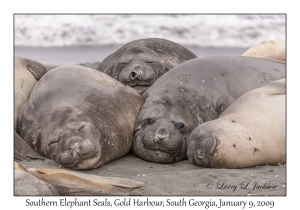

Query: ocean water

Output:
[14, 14, 285, 48]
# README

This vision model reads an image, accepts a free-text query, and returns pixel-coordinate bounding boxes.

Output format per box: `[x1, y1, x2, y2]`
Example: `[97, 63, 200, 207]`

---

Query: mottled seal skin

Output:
[242, 40, 286, 62]
[187, 79, 286, 169]
[17, 65, 144, 169]
[132, 55, 285, 163]
[14, 55, 48, 130]
[97, 38, 197, 94]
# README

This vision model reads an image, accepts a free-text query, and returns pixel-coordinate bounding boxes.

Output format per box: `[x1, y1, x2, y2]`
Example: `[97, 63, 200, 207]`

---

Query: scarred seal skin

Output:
[242, 39, 286, 62]
[187, 79, 286, 169]
[17, 65, 144, 169]
[97, 38, 197, 94]
[132, 55, 285, 164]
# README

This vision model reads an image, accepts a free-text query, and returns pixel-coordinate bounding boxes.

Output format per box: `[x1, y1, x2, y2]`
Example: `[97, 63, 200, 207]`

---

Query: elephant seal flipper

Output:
[24, 167, 144, 196]
[14, 131, 45, 161]
[14, 164, 59, 196]
[15, 170, 59, 195]
[14, 150, 30, 161]
[26, 59, 48, 80]
[187, 79, 286, 168]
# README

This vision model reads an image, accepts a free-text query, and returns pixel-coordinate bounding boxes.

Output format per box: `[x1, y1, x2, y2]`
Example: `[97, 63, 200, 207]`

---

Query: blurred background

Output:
[14, 14, 286, 68]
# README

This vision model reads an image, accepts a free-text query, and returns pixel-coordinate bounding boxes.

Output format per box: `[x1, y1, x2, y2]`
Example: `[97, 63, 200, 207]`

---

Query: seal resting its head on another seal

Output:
[97, 38, 197, 94]
[132, 56, 285, 163]
[187, 79, 286, 168]
[242, 40, 286, 62]
[17, 65, 144, 169]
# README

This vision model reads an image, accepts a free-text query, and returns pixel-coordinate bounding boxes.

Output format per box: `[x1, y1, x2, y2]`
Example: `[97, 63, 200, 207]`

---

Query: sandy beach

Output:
[14, 45, 286, 196]
[18, 154, 286, 196]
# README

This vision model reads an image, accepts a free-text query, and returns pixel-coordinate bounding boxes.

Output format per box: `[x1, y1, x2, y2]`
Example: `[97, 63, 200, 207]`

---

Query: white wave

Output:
[14, 14, 285, 47]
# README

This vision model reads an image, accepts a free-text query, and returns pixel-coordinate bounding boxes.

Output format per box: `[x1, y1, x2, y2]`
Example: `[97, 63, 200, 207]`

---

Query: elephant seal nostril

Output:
[187, 132, 218, 168]
[197, 154, 205, 160]
[59, 149, 80, 168]
[130, 72, 137, 79]
[196, 149, 205, 160]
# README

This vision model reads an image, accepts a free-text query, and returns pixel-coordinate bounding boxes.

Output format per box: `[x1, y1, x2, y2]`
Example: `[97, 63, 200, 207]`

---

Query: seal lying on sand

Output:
[187, 79, 286, 168]
[132, 56, 285, 163]
[97, 38, 197, 94]
[14, 55, 48, 130]
[17, 65, 144, 169]
[15, 162, 144, 196]
[242, 40, 286, 62]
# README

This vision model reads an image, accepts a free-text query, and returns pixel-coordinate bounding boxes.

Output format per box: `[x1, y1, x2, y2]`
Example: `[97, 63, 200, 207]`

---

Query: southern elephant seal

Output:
[14, 162, 144, 196]
[97, 38, 197, 94]
[132, 55, 285, 163]
[17, 65, 144, 169]
[242, 40, 286, 62]
[27, 168, 144, 196]
[14, 55, 48, 130]
[187, 79, 286, 168]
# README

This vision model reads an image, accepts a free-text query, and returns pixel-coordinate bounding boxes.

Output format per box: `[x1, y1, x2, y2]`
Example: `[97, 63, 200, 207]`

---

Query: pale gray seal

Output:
[187, 79, 286, 168]
[242, 40, 286, 62]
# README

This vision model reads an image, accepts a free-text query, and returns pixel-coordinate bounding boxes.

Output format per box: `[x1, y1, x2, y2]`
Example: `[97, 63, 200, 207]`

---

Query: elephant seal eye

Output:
[177, 123, 185, 129]
[145, 118, 154, 125]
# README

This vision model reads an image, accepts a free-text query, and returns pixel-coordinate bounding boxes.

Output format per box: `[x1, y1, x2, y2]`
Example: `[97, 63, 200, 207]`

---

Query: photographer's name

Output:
[216, 181, 278, 192]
